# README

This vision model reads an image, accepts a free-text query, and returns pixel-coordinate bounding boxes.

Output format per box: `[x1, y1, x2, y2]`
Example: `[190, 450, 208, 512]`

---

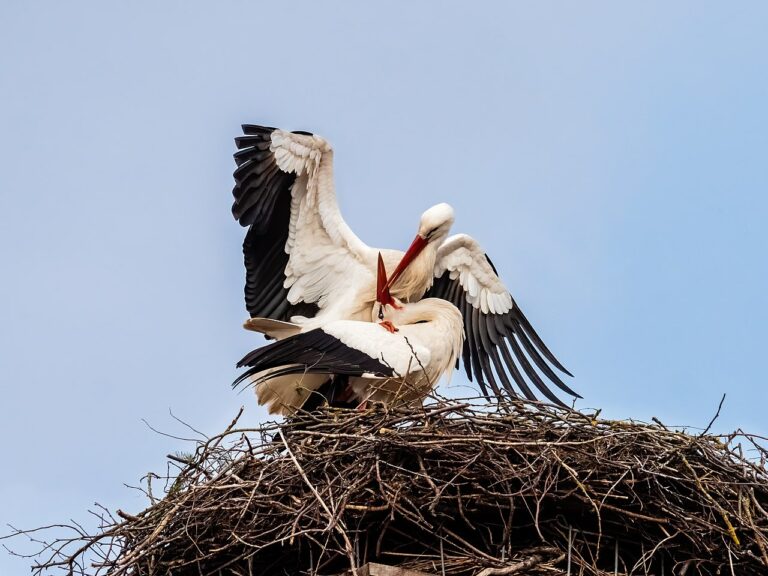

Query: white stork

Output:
[232, 125, 579, 406]
[234, 255, 465, 415]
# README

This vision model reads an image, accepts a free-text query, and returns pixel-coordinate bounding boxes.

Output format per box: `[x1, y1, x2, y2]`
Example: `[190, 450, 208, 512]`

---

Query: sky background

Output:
[1, 2, 767, 572]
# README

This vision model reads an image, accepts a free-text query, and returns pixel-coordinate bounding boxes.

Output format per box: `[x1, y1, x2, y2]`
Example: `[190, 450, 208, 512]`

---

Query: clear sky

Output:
[1, 2, 766, 572]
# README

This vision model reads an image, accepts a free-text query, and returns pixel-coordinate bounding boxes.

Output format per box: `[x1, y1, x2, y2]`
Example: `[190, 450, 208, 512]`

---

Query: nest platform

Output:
[17, 399, 768, 575]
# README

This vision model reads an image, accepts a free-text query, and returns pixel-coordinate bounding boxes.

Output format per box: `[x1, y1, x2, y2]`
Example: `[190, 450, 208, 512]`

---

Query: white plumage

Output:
[235, 297, 465, 415]
[434, 234, 514, 315]
[232, 125, 579, 405]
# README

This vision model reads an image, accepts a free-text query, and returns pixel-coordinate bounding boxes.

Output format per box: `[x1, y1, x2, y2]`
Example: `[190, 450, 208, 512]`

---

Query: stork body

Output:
[234, 298, 464, 415]
[233, 125, 579, 406]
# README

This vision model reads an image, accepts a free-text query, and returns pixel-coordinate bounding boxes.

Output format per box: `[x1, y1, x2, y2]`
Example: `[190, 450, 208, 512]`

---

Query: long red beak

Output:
[377, 253, 396, 307]
[383, 234, 428, 293]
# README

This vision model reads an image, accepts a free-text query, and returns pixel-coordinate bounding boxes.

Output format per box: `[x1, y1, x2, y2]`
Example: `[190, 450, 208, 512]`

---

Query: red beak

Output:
[383, 234, 428, 293]
[377, 253, 396, 307]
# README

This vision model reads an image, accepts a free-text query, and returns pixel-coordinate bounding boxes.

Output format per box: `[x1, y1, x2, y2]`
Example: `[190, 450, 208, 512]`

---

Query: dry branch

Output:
[4, 397, 768, 576]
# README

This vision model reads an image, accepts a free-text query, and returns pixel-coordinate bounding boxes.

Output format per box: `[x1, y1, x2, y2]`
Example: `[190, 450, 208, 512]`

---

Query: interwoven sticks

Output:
[8, 399, 768, 575]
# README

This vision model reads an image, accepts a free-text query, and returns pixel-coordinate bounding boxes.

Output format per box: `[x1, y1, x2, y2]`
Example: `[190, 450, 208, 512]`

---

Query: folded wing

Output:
[233, 322, 433, 388]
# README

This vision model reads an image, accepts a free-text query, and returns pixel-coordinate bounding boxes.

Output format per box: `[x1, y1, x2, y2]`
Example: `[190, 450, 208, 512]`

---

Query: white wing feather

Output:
[269, 130, 374, 308]
[323, 321, 432, 377]
[434, 234, 514, 315]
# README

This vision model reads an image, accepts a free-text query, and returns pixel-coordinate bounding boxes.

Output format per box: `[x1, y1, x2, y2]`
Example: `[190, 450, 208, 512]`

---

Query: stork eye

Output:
[377, 305, 384, 320]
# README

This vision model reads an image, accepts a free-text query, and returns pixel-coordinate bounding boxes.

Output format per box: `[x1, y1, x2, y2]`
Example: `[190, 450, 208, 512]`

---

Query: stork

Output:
[234, 255, 464, 415]
[233, 125, 579, 406]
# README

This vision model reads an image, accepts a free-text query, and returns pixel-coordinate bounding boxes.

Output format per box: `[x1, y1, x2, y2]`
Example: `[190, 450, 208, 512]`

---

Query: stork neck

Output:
[398, 298, 464, 384]
[396, 298, 457, 326]
[391, 241, 438, 301]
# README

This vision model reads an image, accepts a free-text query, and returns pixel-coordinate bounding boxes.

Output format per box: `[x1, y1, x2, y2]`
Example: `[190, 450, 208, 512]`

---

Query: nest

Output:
[13, 399, 768, 575]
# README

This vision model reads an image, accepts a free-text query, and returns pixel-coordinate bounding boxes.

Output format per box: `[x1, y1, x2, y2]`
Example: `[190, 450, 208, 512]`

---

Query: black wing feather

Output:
[232, 125, 320, 322]
[425, 268, 579, 406]
[497, 337, 538, 401]
[466, 297, 492, 395]
[515, 307, 573, 377]
[507, 316, 580, 397]
[484, 313, 525, 397]
[505, 329, 565, 404]
[233, 328, 395, 388]
[475, 306, 503, 395]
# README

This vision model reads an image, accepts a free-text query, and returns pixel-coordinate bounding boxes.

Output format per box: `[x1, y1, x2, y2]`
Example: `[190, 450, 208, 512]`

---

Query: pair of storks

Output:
[231, 126, 579, 414]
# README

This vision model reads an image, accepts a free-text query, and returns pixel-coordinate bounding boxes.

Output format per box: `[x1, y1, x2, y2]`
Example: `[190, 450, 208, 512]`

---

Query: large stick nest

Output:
[14, 399, 768, 575]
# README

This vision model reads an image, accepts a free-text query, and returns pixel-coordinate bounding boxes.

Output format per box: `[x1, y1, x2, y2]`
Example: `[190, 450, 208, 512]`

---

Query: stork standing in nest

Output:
[234, 255, 464, 414]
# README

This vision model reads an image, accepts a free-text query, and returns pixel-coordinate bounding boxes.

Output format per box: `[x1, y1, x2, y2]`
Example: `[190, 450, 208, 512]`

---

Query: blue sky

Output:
[1, 2, 766, 572]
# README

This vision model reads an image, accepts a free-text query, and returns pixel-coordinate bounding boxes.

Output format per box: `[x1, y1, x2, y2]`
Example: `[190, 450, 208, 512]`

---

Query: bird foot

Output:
[356, 399, 369, 411]
[379, 320, 399, 333]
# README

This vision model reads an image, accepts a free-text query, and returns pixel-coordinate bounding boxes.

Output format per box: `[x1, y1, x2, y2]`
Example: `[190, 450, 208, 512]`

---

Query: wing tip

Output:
[241, 124, 277, 135]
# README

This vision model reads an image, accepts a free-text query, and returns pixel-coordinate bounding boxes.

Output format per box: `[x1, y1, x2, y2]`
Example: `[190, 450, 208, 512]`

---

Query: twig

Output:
[700, 394, 727, 437]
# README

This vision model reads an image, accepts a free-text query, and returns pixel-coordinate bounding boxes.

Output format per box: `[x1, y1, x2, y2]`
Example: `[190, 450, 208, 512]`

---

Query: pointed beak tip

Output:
[376, 253, 392, 305]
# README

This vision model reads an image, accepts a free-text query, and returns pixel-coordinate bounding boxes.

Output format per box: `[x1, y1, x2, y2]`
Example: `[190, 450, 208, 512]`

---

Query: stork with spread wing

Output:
[232, 125, 579, 406]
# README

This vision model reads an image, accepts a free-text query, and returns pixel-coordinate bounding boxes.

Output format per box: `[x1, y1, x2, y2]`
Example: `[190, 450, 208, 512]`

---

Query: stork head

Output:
[384, 203, 455, 292]
[417, 203, 455, 242]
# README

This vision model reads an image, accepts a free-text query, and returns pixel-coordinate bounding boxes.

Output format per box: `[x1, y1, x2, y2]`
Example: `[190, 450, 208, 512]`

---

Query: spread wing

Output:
[425, 234, 579, 406]
[232, 126, 373, 321]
